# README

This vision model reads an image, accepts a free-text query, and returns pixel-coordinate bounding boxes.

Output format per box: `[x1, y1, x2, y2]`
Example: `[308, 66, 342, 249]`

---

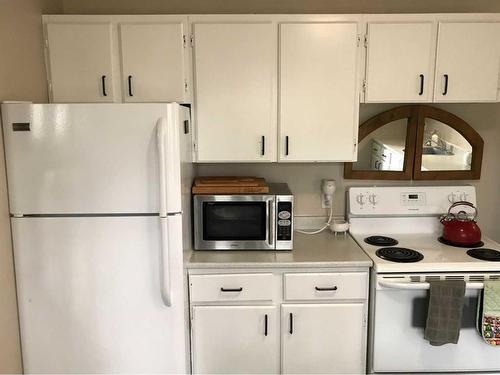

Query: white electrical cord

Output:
[296, 205, 334, 235]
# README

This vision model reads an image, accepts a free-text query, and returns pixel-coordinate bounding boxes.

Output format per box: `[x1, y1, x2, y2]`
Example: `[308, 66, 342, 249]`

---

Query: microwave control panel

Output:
[277, 201, 292, 241]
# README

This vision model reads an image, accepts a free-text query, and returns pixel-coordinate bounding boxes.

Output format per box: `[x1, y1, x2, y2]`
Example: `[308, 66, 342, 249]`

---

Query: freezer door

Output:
[1, 103, 187, 214]
[11, 216, 186, 373]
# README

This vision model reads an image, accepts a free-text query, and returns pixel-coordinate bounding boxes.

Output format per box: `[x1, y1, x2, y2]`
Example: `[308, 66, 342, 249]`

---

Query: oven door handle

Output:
[378, 281, 484, 290]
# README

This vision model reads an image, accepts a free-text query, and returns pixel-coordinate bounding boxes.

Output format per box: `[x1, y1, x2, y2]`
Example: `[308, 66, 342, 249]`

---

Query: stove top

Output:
[348, 186, 500, 273]
[364, 236, 398, 246]
[375, 247, 424, 263]
[351, 232, 500, 273]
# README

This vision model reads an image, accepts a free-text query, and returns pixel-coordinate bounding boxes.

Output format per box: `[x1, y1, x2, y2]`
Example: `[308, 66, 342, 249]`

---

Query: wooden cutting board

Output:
[192, 176, 270, 194]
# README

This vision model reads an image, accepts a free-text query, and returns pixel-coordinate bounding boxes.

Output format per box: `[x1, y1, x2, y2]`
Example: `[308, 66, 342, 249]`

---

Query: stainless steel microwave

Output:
[193, 183, 293, 250]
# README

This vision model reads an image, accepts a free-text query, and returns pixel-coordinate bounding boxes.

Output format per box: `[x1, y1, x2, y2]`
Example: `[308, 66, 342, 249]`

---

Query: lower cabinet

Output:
[188, 271, 368, 374]
[281, 303, 366, 374]
[191, 305, 279, 374]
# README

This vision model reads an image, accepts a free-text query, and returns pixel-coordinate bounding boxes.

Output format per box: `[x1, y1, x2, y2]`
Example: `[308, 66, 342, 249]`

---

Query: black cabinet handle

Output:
[443, 74, 448, 95]
[419, 74, 424, 96]
[220, 287, 243, 292]
[315, 286, 338, 291]
[101, 75, 107, 97]
[285, 136, 289, 156]
[264, 314, 268, 336]
[128, 75, 133, 97]
[289, 313, 293, 334]
[261, 136, 265, 156]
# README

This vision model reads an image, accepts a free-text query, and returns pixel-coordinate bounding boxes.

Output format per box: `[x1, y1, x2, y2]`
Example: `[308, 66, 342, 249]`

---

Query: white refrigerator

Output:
[1, 102, 194, 373]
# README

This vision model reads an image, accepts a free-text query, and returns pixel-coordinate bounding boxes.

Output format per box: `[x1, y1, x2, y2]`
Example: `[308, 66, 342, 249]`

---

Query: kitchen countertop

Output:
[185, 231, 373, 269]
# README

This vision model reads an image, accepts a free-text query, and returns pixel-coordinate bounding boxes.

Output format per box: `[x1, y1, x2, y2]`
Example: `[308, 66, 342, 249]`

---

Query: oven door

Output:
[372, 276, 500, 373]
[193, 195, 275, 250]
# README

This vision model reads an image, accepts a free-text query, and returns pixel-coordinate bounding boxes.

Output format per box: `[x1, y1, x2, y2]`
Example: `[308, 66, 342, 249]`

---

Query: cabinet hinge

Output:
[356, 34, 361, 47]
[184, 79, 188, 92]
[363, 314, 367, 327]
[362, 79, 367, 92]
[183, 34, 187, 48]
[364, 34, 368, 48]
[190, 34, 194, 48]
[44, 38, 49, 48]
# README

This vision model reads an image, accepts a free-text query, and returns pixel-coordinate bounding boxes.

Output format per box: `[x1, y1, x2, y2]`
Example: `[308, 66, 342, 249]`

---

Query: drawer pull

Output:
[315, 286, 338, 291]
[264, 314, 268, 336]
[289, 313, 293, 334]
[220, 287, 243, 292]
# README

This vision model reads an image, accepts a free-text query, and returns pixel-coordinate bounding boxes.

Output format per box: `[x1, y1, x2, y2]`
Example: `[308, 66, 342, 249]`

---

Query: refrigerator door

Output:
[11, 215, 186, 374]
[1, 103, 187, 215]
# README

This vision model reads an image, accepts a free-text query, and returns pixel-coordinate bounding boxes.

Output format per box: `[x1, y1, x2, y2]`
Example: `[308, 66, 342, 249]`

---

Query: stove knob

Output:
[460, 192, 469, 202]
[356, 193, 365, 206]
[447, 192, 456, 203]
[368, 193, 378, 205]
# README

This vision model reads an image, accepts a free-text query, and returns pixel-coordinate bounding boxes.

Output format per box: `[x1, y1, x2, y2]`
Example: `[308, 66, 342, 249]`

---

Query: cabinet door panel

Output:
[46, 23, 114, 102]
[120, 23, 186, 102]
[192, 305, 279, 374]
[282, 303, 365, 374]
[193, 23, 276, 162]
[365, 22, 435, 102]
[434, 22, 500, 102]
[279, 23, 359, 161]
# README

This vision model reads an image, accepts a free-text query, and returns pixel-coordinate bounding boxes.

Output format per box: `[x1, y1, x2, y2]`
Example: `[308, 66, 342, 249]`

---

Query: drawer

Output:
[189, 273, 274, 303]
[284, 272, 367, 301]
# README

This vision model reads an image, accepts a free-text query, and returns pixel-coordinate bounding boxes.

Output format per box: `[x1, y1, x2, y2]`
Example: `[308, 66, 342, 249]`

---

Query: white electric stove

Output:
[348, 186, 500, 374]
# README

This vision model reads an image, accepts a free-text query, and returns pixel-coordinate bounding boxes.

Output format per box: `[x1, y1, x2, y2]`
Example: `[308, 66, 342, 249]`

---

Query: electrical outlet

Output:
[321, 179, 336, 209]
[321, 195, 332, 209]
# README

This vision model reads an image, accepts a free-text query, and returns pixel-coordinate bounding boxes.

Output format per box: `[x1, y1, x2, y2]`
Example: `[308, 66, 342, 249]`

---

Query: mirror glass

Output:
[421, 118, 472, 171]
[352, 118, 407, 171]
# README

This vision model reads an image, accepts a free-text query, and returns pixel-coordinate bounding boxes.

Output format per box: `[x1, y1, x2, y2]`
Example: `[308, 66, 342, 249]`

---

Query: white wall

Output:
[0, 0, 63, 372]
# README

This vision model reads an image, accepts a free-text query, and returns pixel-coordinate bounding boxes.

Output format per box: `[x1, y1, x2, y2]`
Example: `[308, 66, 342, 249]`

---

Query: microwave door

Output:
[194, 195, 275, 250]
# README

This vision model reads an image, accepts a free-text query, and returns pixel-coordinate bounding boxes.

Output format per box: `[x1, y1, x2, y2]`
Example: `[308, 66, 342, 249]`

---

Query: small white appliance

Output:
[1, 102, 193, 373]
[348, 186, 500, 374]
[193, 183, 293, 250]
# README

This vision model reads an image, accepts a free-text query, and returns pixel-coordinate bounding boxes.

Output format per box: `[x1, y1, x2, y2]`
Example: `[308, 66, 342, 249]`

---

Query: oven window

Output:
[203, 202, 267, 241]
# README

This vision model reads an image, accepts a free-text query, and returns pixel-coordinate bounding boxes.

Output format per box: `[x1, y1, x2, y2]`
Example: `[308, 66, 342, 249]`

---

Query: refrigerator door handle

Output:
[156, 117, 171, 306]
[157, 117, 168, 218]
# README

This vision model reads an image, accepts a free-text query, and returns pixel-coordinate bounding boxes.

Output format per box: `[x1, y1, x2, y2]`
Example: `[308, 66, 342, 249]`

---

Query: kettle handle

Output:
[447, 201, 478, 220]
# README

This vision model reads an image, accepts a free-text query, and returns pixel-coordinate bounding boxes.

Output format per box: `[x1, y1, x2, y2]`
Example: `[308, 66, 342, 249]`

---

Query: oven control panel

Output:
[348, 186, 476, 216]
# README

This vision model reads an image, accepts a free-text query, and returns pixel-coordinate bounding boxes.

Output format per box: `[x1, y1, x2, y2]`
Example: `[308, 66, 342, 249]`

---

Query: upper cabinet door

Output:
[365, 23, 435, 103]
[434, 22, 500, 102]
[120, 23, 187, 102]
[193, 22, 277, 162]
[46, 23, 114, 102]
[279, 22, 359, 162]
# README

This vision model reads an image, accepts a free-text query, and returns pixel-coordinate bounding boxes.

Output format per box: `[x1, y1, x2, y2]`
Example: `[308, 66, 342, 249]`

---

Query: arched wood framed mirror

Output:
[344, 105, 484, 180]
[413, 105, 484, 180]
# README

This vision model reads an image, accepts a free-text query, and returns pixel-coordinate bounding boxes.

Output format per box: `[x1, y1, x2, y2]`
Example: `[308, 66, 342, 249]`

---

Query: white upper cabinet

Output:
[279, 22, 359, 162]
[192, 22, 277, 162]
[119, 23, 187, 102]
[434, 22, 500, 102]
[46, 23, 115, 102]
[365, 22, 435, 103]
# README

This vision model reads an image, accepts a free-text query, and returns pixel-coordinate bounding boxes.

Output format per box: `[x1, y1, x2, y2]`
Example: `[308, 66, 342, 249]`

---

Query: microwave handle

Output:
[268, 199, 275, 247]
[378, 280, 484, 290]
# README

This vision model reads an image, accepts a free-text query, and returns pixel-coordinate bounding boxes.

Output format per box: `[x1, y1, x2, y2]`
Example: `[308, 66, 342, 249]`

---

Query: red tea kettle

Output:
[440, 201, 482, 246]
